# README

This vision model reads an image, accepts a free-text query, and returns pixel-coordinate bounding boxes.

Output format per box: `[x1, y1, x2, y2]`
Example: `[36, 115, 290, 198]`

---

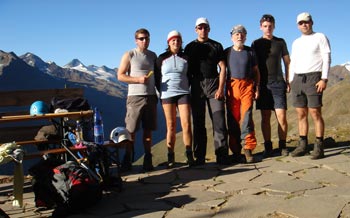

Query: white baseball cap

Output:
[195, 17, 209, 27]
[297, 12, 312, 24]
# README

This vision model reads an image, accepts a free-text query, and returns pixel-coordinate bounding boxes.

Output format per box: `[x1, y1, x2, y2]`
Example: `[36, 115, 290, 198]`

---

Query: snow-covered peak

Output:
[341, 61, 350, 71]
[64, 59, 117, 82]
[21, 52, 45, 64]
[64, 59, 85, 68]
[20, 52, 48, 71]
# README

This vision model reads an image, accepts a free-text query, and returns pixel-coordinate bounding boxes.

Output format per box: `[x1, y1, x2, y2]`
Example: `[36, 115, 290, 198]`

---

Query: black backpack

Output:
[52, 161, 102, 209]
[50, 97, 90, 112]
[50, 96, 94, 141]
[29, 158, 102, 213]
[0, 208, 10, 218]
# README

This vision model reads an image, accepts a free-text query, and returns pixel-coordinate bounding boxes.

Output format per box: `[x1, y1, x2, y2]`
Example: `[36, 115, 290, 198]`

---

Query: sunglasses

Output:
[298, 21, 310, 25]
[136, 37, 150, 41]
[197, 26, 209, 31]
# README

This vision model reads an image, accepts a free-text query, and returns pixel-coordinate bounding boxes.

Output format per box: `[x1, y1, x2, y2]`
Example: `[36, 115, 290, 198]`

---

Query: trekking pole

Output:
[60, 139, 101, 182]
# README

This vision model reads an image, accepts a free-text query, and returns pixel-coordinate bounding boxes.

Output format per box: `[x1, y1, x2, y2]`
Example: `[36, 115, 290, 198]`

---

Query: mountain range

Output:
[19, 52, 127, 98]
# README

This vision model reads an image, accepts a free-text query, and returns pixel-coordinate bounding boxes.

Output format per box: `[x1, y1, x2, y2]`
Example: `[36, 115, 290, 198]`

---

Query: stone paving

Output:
[1, 145, 350, 218]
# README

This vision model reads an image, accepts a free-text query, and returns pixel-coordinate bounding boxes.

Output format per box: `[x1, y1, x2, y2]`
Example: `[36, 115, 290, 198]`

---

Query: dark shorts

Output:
[256, 81, 287, 110]
[125, 95, 158, 133]
[161, 94, 190, 105]
[291, 72, 322, 108]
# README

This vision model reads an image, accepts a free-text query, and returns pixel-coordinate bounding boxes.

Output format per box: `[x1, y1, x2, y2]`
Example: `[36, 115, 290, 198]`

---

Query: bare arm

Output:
[253, 65, 260, 100]
[282, 54, 291, 92]
[215, 60, 226, 100]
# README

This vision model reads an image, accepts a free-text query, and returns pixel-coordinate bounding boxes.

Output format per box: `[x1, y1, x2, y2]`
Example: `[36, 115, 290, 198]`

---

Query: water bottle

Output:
[93, 107, 104, 145]
[68, 132, 77, 145]
[75, 120, 84, 143]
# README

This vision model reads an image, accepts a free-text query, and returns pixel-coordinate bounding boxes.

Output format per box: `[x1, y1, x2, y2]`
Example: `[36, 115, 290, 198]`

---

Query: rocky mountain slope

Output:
[19, 52, 127, 98]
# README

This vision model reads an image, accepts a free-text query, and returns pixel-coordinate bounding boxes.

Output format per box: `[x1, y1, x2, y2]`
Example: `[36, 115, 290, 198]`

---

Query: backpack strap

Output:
[224, 47, 232, 81]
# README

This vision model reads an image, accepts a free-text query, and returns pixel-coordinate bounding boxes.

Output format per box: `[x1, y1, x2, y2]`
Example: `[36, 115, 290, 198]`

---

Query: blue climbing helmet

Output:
[30, 101, 49, 115]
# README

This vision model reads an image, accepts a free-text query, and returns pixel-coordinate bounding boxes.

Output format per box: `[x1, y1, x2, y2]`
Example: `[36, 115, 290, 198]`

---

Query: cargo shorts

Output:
[125, 95, 157, 133]
[291, 71, 322, 108]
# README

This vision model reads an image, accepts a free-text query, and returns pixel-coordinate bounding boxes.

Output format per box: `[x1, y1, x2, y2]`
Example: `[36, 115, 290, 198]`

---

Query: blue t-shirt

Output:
[225, 46, 257, 80]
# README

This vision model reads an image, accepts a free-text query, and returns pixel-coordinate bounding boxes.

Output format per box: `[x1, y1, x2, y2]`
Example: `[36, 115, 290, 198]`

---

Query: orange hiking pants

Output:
[226, 78, 257, 152]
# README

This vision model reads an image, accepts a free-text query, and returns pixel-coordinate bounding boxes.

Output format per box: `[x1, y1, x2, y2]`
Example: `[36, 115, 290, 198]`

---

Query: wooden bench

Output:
[0, 88, 129, 160]
[0, 88, 84, 142]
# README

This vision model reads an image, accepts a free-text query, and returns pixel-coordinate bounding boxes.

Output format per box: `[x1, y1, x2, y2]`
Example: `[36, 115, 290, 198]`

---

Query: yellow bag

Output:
[0, 142, 23, 164]
[0, 142, 24, 207]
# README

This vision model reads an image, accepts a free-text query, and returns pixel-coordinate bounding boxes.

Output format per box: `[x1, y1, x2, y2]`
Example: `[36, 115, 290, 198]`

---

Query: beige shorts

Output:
[125, 95, 157, 133]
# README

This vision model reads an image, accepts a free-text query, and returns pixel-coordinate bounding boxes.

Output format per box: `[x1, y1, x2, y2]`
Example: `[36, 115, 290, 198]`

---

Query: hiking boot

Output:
[215, 146, 232, 165]
[244, 149, 255, 163]
[231, 153, 244, 163]
[185, 150, 195, 167]
[279, 140, 289, 157]
[194, 157, 205, 166]
[262, 141, 273, 158]
[143, 153, 154, 171]
[120, 153, 132, 172]
[167, 152, 175, 168]
[290, 139, 308, 157]
[280, 148, 289, 157]
[310, 139, 325, 160]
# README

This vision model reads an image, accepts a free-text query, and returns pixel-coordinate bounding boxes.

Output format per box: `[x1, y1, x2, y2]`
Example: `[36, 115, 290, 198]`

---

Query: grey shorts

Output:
[291, 72, 322, 108]
[125, 95, 158, 133]
[256, 81, 287, 110]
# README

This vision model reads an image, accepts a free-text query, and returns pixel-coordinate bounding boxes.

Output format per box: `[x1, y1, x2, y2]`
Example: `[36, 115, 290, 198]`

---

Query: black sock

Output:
[264, 140, 272, 145]
[185, 147, 192, 152]
[300, 136, 307, 141]
[316, 136, 324, 141]
[279, 140, 286, 148]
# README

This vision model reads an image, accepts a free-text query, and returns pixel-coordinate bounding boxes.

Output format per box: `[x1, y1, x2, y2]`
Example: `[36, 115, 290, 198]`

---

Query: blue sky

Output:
[1, 1, 348, 69]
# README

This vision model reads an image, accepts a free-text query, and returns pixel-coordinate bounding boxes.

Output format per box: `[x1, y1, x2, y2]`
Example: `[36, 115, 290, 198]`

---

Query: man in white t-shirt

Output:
[289, 12, 331, 159]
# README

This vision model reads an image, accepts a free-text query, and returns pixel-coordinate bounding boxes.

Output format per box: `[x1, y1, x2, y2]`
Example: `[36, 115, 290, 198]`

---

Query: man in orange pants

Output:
[225, 25, 260, 163]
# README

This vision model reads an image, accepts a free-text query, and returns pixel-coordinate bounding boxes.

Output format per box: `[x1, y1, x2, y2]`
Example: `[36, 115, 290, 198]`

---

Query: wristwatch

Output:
[321, 79, 328, 83]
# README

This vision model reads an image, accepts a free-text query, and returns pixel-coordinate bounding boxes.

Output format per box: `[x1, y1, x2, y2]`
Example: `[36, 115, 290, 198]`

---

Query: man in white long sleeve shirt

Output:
[289, 12, 331, 159]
